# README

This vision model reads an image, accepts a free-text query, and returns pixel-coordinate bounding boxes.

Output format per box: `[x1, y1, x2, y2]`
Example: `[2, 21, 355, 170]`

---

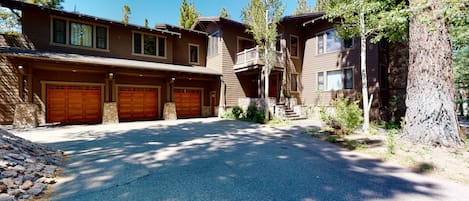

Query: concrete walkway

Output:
[11, 118, 469, 201]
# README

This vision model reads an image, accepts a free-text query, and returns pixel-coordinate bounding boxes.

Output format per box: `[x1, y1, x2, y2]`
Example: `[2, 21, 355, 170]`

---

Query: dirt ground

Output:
[305, 126, 469, 185]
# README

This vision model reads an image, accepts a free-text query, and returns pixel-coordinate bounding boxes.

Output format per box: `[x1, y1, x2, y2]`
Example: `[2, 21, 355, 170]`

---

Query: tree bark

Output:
[360, 0, 370, 135]
[403, 0, 462, 147]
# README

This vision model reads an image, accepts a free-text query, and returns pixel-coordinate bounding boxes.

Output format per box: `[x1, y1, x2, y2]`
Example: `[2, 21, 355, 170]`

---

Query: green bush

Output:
[221, 108, 236, 120]
[231, 106, 243, 119]
[320, 96, 363, 135]
[246, 105, 257, 120]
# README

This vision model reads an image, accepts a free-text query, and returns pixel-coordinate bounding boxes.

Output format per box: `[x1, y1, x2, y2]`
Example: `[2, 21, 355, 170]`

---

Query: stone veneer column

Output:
[163, 102, 177, 120]
[13, 103, 38, 128]
[102, 102, 118, 124]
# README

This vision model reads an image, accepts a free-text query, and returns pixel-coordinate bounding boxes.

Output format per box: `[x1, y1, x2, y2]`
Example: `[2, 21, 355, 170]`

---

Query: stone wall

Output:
[12, 103, 38, 128]
[102, 102, 118, 124]
[0, 56, 21, 125]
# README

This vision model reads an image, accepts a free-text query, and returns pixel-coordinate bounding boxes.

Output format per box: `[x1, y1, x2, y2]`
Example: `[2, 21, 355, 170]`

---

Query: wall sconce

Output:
[108, 72, 114, 79]
[17, 65, 24, 74]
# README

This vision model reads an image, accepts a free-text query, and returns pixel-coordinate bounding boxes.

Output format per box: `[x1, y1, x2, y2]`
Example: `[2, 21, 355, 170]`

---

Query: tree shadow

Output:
[25, 119, 456, 201]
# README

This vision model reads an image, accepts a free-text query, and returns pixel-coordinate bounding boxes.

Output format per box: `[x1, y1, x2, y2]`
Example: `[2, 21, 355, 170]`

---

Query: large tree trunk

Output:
[403, 0, 462, 147]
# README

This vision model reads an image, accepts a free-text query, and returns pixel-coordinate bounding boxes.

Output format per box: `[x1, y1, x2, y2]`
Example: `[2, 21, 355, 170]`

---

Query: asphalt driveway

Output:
[12, 118, 469, 201]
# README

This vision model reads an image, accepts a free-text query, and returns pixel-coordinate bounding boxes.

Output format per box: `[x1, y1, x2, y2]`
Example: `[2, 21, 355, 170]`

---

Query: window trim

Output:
[319, 67, 354, 91]
[290, 34, 300, 58]
[316, 29, 354, 55]
[207, 30, 220, 57]
[188, 43, 200, 65]
[317, 72, 324, 91]
[131, 31, 167, 59]
[50, 16, 109, 51]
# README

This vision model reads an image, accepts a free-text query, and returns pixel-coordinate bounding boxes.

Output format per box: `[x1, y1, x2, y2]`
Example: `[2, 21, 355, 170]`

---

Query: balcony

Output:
[234, 46, 285, 72]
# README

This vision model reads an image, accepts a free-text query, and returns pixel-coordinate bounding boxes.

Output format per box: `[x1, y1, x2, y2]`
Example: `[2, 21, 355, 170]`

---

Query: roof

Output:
[192, 16, 247, 30]
[155, 24, 208, 36]
[0, 0, 181, 37]
[0, 47, 221, 76]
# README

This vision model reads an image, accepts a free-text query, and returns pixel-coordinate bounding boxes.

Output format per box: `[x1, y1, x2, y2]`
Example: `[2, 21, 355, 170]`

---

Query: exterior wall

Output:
[0, 56, 21, 124]
[301, 20, 380, 111]
[20, 7, 207, 67]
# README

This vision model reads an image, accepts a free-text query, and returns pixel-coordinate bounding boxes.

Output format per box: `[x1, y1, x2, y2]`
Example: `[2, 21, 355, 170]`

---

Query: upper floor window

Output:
[133, 32, 166, 58]
[317, 72, 324, 91]
[290, 35, 299, 57]
[208, 31, 220, 57]
[189, 44, 199, 64]
[70, 22, 92, 47]
[317, 29, 353, 55]
[51, 17, 108, 50]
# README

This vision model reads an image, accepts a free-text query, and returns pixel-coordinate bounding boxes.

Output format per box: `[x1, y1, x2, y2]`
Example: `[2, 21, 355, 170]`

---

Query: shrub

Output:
[246, 105, 257, 120]
[320, 96, 363, 135]
[221, 108, 236, 120]
[231, 106, 243, 119]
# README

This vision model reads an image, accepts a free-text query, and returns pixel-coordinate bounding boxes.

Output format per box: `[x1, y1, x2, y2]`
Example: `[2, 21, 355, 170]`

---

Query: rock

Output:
[43, 178, 56, 184]
[43, 165, 56, 177]
[20, 180, 32, 190]
[10, 165, 25, 172]
[0, 184, 6, 193]
[1, 171, 17, 178]
[7, 154, 24, 161]
[0, 160, 7, 168]
[0, 193, 15, 201]
[1, 179, 14, 189]
[12, 176, 23, 186]
[26, 183, 46, 196]
[7, 189, 24, 196]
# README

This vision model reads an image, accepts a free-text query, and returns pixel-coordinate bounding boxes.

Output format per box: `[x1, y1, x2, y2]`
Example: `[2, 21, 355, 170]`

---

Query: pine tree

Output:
[122, 5, 131, 24]
[293, 0, 312, 15]
[179, 0, 200, 29]
[144, 18, 149, 28]
[219, 7, 230, 18]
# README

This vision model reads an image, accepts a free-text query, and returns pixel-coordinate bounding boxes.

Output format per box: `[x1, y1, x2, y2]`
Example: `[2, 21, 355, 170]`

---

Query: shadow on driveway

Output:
[18, 118, 464, 201]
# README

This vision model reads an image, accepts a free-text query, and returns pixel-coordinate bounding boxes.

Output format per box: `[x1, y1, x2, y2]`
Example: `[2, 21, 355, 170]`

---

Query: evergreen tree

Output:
[293, 0, 312, 15]
[144, 18, 149, 28]
[122, 5, 131, 24]
[179, 0, 200, 29]
[242, 0, 285, 121]
[219, 7, 230, 18]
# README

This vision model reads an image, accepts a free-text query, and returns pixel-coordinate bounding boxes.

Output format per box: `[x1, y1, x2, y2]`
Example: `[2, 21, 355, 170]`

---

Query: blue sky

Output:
[62, 0, 317, 27]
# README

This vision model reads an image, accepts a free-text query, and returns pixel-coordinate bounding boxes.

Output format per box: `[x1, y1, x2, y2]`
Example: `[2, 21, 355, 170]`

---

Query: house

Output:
[193, 14, 388, 119]
[0, 0, 221, 126]
[0, 0, 401, 127]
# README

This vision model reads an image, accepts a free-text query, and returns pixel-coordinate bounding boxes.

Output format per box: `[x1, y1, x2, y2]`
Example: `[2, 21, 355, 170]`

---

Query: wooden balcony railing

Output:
[234, 46, 285, 71]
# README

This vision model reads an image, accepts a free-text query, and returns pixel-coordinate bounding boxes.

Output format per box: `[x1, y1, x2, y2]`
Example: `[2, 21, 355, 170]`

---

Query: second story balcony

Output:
[234, 46, 285, 73]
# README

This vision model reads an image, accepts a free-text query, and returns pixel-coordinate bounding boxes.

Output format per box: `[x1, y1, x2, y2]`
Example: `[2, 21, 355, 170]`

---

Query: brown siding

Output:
[172, 32, 207, 66]
[0, 56, 21, 124]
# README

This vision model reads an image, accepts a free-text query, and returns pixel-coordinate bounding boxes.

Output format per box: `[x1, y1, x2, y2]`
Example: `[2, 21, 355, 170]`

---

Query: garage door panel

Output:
[118, 87, 158, 121]
[174, 89, 201, 118]
[47, 84, 101, 124]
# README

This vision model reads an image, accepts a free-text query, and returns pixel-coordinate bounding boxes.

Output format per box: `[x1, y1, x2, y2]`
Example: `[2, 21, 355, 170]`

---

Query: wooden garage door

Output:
[174, 89, 201, 118]
[118, 86, 158, 121]
[47, 84, 101, 124]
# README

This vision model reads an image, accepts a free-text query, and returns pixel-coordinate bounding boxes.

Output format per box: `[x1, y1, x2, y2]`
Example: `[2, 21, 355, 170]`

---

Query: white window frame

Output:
[317, 72, 324, 91]
[316, 29, 354, 55]
[291, 73, 299, 92]
[290, 34, 299, 58]
[207, 30, 220, 57]
[132, 31, 167, 59]
[188, 43, 200, 65]
[50, 16, 109, 51]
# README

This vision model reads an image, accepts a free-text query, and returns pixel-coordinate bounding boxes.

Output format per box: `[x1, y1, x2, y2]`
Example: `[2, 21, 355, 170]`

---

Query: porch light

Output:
[18, 65, 23, 70]
[108, 72, 114, 79]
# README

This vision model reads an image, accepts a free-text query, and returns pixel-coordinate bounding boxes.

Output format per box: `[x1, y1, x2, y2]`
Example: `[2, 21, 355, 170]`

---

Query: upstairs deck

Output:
[233, 46, 285, 73]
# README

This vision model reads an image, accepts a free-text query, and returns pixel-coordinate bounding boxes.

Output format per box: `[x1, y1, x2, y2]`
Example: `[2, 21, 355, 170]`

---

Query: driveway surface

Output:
[11, 118, 469, 201]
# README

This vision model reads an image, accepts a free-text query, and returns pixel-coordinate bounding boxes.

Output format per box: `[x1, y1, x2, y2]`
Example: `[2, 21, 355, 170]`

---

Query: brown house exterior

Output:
[193, 14, 386, 119]
[0, 1, 394, 126]
[0, 0, 221, 125]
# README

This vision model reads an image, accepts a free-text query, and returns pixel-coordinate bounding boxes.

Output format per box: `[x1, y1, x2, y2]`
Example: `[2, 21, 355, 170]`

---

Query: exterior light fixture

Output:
[108, 72, 114, 79]
[18, 65, 23, 70]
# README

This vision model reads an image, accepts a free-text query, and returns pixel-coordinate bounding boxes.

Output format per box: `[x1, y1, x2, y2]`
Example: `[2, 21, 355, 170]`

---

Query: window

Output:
[70, 22, 93, 47]
[133, 32, 165, 57]
[317, 29, 354, 55]
[208, 31, 220, 57]
[51, 17, 108, 50]
[133, 33, 142, 53]
[189, 44, 199, 64]
[144, 35, 156, 55]
[317, 72, 324, 91]
[291, 73, 298, 91]
[275, 34, 282, 52]
[324, 68, 354, 91]
[52, 19, 66, 44]
[96, 26, 107, 49]
[290, 35, 299, 57]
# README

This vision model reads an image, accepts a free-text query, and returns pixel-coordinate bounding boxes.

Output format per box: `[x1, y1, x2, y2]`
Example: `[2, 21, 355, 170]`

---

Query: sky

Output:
[61, 0, 317, 27]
